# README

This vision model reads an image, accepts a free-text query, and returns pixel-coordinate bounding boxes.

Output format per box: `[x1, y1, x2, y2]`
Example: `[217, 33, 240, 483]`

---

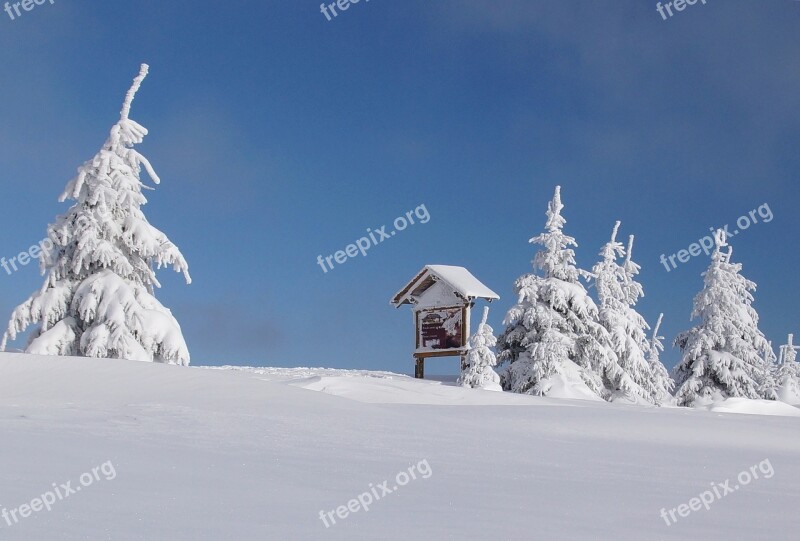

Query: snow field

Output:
[2, 354, 799, 540]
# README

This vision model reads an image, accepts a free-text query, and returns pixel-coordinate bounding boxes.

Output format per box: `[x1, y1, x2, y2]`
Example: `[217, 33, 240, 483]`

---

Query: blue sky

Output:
[0, 1, 797, 374]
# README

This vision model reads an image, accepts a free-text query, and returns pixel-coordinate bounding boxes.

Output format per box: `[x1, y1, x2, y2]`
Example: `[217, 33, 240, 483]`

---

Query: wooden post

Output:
[415, 357, 425, 379]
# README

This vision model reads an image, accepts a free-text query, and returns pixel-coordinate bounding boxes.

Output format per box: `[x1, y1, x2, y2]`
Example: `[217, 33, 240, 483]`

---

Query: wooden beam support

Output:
[415, 358, 425, 379]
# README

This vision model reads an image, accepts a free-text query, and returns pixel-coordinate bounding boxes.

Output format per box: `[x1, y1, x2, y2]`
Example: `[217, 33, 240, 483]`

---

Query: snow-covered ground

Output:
[1, 354, 799, 540]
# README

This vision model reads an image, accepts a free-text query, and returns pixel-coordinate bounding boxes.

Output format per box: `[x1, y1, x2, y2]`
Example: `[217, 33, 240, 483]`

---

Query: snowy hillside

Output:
[1, 353, 799, 540]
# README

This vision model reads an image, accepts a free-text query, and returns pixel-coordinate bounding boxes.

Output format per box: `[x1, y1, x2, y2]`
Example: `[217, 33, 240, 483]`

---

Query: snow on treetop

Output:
[544, 185, 566, 233]
[120, 64, 149, 121]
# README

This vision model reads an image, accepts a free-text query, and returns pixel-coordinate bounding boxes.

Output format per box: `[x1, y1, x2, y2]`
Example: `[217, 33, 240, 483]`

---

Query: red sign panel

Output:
[417, 307, 464, 351]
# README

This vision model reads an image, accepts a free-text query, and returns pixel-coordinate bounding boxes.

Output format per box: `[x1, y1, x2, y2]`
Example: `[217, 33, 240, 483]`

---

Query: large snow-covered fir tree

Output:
[776, 334, 800, 404]
[673, 230, 774, 406]
[591, 225, 667, 404]
[1, 64, 192, 365]
[497, 186, 620, 398]
[458, 307, 502, 391]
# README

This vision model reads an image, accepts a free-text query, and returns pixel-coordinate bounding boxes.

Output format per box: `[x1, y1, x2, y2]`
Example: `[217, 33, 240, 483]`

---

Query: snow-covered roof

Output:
[391, 265, 499, 307]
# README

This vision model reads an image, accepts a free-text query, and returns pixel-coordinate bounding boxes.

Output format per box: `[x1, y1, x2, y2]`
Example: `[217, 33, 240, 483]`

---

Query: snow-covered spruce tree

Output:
[497, 186, 619, 398]
[673, 230, 774, 406]
[647, 313, 675, 405]
[622, 235, 673, 403]
[458, 307, 502, 391]
[507, 311, 573, 396]
[777, 334, 800, 403]
[1, 64, 192, 364]
[759, 342, 779, 401]
[592, 222, 627, 308]
[591, 225, 660, 404]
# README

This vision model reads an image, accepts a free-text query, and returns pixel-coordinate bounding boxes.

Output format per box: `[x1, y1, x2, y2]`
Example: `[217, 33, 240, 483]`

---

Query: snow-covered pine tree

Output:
[673, 230, 774, 406]
[622, 235, 673, 404]
[458, 307, 502, 391]
[591, 225, 658, 404]
[1, 64, 192, 365]
[497, 186, 619, 398]
[779, 335, 797, 366]
[776, 334, 800, 403]
[592, 221, 627, 309]
[759, 342, 779, 401]
[621, 235, 644, 306]
[505, 310, 573, 396]
[647, 313, 675, 405]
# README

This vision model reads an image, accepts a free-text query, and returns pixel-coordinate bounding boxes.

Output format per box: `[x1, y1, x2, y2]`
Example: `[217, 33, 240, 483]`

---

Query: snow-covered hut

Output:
[391, 265, 499, 378]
